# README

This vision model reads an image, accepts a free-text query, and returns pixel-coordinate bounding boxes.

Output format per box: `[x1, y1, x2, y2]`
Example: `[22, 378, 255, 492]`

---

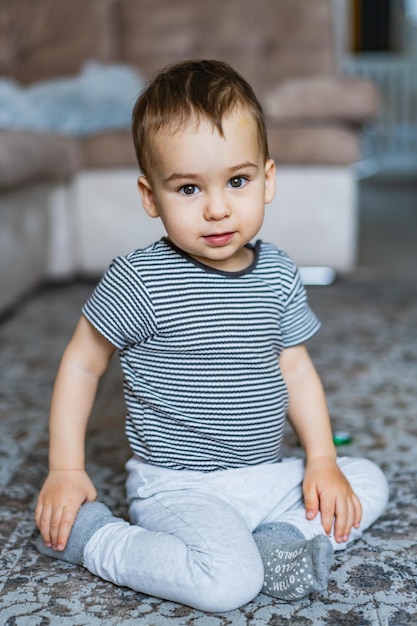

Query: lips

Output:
[203, 232, 235, 246]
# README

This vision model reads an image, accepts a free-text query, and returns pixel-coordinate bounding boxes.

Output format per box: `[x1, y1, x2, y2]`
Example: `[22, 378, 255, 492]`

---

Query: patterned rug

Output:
[1, 280, 416, 625]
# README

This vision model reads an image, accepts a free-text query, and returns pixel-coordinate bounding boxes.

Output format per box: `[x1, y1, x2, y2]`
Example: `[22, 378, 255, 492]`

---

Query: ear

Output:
[138, 176, 160, 218]
[264, 159, 276, 205]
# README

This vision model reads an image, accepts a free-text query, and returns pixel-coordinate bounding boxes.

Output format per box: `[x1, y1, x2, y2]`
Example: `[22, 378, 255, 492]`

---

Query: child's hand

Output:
[303, 456, 362, 543]
[35, 469, 97, 551]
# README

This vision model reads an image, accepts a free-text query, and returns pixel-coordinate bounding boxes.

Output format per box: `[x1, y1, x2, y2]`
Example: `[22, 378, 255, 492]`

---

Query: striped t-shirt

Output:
[82, 238, 320, 472]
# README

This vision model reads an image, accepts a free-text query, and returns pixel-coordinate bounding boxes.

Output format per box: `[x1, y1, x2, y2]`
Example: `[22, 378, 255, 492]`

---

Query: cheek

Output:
[253, 208, 265, 230]
[160, 207, 195, 237]
[242, 190, 265, 219]
[242, 200, 265, 235]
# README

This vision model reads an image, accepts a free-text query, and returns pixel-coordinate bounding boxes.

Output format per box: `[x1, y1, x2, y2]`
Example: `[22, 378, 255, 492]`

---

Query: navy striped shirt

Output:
[82, 238, 320, 471]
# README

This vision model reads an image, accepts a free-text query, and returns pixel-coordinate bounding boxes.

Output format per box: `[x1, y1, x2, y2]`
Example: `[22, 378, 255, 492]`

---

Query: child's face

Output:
[138, 108, 275, 272]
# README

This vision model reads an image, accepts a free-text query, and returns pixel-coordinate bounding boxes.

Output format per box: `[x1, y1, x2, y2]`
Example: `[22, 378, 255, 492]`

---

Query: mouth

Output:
[203, 232, 235, 247]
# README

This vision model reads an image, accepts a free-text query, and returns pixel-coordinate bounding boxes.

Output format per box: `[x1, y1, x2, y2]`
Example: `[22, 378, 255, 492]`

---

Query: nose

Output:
[204, 192, 231, 221]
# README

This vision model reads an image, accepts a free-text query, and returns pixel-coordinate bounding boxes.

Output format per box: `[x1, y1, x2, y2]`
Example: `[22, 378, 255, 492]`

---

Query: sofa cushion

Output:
[117, 0, 201, 79]
[0, 0, 113, 84]
[267, 125, 361, 166]
[81, 132, 137, 168]
[118, 0, 336, 94]
[0, 4, 10, 77]
[0, 131, 80, 190]
[263, 76, 379, 123]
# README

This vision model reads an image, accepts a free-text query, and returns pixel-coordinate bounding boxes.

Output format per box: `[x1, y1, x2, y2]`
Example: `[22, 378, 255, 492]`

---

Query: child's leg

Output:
[36, 502, 119, 566]
[37, 490, 264, 613]
[265, 457, 389, 550]
[252, 456, 388, 599]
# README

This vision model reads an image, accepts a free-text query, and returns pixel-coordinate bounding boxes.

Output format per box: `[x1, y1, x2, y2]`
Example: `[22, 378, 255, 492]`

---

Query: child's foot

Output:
[36, 501, 119, 566]
[253, 522, 334, 600]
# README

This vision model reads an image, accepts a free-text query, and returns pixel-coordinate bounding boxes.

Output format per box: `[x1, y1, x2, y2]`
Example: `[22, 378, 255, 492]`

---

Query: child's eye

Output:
[228, 176, 247, 189]
[179, 184, 199, 195]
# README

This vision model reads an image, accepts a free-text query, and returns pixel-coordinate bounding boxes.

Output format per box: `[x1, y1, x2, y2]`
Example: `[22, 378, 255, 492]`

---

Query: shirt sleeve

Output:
[279, 256, 321, 348]
[82, 256, 157, 350]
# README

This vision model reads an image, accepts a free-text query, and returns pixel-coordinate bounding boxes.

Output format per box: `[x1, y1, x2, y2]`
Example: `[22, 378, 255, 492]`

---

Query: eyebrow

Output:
[163, 161, 259, 183]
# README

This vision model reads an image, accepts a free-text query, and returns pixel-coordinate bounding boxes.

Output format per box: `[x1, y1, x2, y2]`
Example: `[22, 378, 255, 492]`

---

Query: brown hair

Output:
[132, 59, 269, 178]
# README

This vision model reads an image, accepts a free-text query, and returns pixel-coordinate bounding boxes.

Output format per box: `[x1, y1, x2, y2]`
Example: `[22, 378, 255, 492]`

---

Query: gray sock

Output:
[253, 522, 334, 600]
[36, 501, 119, 566]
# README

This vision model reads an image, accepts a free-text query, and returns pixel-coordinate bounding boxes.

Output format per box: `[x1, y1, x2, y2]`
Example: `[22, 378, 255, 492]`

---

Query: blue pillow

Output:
[0, 62, 144, 135]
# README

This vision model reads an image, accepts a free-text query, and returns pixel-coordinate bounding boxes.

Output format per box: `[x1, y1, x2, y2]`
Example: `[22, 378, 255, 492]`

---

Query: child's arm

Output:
[35, 315, 116, 551]
[279, 344, 362, 543]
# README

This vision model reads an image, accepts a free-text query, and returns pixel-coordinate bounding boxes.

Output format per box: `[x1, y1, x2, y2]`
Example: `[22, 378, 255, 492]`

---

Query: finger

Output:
[352, 493, 363, 528]
[55, 504, 79, 551]
[303, 482, 319, 521]
[345, 497, 356, 539]
[333, 496, 348, 542]
[319, 496, 336, 536]
[38, 505, 53, 547]
[338, 497, 355, 542]
[49, 506, 63, 549]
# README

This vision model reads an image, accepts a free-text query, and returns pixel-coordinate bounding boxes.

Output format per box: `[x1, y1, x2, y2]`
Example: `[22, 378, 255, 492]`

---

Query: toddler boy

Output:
[35, 60, 388, 612]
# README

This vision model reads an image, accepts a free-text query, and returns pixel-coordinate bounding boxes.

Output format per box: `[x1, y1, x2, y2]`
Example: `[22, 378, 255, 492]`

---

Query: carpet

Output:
[1, 280, 416, 625]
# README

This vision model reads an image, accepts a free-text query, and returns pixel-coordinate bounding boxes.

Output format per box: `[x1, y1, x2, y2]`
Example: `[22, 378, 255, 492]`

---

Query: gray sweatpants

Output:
[83, 456, 388, 612]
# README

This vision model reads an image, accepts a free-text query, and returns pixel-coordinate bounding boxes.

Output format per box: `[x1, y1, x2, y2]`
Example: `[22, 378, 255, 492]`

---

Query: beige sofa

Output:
[0, 0, 377, 315]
